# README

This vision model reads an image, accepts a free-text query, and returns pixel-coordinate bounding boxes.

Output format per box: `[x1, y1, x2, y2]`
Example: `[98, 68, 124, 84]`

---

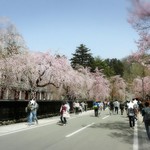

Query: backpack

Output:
[128, 108, 135, 116]
[35, 103, 39, 110]
[93, 102, 99, 109]
[93, 104, 98, 109]
[25, 105, 32, 113]
[144, 108, 150, 121]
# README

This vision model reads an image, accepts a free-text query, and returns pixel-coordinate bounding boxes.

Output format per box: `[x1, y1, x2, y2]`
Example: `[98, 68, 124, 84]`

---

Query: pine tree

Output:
[70, 44, 94, 69]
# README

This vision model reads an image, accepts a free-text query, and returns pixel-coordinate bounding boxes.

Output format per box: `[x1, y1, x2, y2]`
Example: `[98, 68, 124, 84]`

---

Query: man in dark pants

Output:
[120, 102, 125, 115]
[93, 101, 99, 117]
[128, 108, 135, 128]
[142, 102, 150, 140]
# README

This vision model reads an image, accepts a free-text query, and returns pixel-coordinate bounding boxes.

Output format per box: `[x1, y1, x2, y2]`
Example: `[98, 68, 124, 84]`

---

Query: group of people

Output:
[107, 98, 141, 128]
[25, 100, 87, 126]
[73, 101, 88, 114]
[126, 98, 150, 139]
[25, 98, 150, 140]
[108, 100, 121, 115]
[25, 99, 71, 126]
[109, 98, 150, 140]
[93, 98, 150, 140]
[59, 101, 88, 125]
[127, 99, 150, 139]
[93, 100, 121, 117]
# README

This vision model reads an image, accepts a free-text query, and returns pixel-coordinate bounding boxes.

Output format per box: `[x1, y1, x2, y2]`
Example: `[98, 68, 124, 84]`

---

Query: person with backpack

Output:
[127, 99, 136, 128]
[113, 100, 120, 114]
[25, 99, 39, 125]
[32, 99, 39, 124]
[93, 101, 100, 117]
[25, 100, 34, 125]
[128, 107, 136, 128]
[142, 102, 150, 140]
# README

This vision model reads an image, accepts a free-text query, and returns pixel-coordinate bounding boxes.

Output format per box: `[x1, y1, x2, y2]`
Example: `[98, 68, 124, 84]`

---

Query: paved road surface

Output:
[0, 109, 149, 150]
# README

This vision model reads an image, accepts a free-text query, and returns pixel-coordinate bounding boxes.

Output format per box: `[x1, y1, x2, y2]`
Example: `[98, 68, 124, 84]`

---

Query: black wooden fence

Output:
[0, 100, 93, 124]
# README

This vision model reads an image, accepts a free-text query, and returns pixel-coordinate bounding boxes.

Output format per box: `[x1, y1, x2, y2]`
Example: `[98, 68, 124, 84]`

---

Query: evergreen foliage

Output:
[104, 58, 124, 77]
[70, 44, 94, 70]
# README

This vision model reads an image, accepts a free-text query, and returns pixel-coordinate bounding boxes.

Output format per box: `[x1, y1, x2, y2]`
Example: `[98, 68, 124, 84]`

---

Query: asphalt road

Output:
[0, 109, 149, 150]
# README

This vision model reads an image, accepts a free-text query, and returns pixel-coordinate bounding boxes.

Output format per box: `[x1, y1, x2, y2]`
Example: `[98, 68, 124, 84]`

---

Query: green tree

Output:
[70, 44, 94, 69]
[92, 56, 114, 77]
[104, 58, 124, 77]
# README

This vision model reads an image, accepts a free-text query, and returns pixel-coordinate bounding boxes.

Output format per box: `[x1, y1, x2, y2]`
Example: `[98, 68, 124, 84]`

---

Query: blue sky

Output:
[0, 0, 138, 60]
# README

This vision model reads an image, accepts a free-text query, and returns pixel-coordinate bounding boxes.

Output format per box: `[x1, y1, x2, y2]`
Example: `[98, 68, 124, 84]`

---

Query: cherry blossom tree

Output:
[143, 76, 150, 97]
[69, 67, 111, 100]
[0, 17, 112, 100]
[0, 17, 27, 58]
[132, 76, 150, 99]
[3, 52, 71, 89]
[128, 0, 150, 57]
[127, 1, 150, 100]
[89, 69, 110, 100]
[110, 75, 126, 101]
[75, 68, 91, 99]
[0, 51, 111, 100]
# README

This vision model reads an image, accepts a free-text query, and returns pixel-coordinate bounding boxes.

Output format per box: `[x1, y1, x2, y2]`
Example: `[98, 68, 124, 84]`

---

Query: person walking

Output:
[25, 99, 39, 125]
[142, 102, 150, 140]
[109, 101, 114, 115]
[93, 101, 99, 117]
[74, 101, 80, 114]
[26, 100, 35, 125]
[125, 101, 129, 116]
[120, 102, 125, 115]
[65, 101, 70, 113]
[113, 100, 120, 114]
[133, 98, 139, 120]
[60, 101, 69, 125]
[32, 99, 39, 124]
[128, 107, 136, 128]
[127, 99, 136, 128]
[99, 101, 103, 116]
[81, 101, 86, 112]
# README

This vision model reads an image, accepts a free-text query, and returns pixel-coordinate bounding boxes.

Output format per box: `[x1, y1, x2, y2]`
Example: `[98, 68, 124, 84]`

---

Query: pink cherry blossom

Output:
[0, 52, 111, 100]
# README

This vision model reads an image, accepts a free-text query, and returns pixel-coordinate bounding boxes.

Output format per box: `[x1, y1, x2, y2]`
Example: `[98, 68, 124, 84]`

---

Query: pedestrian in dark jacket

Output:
[120, 102, 125, 115]
[142, 102, 150, 140]
[128, 107, 136, 128]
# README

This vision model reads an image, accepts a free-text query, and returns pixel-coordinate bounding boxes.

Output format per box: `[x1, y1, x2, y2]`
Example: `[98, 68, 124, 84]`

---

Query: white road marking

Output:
[102, 115, 110, 119]
[66, 122, 94, 138]
[133, 122, 138, 150]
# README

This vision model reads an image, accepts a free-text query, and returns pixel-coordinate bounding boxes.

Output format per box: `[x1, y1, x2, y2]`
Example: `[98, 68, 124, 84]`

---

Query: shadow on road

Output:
[90, 120, 134, 144]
